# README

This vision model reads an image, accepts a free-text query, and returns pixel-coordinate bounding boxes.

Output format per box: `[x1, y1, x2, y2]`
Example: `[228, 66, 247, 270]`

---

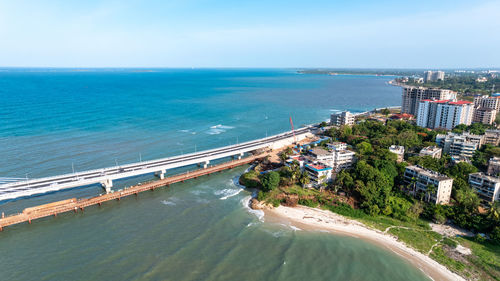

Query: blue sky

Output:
[0, 0, 499, 68]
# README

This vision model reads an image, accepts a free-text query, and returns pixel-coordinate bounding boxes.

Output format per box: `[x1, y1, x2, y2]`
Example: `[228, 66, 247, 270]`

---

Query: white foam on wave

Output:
[161, 198, 179, 206]
[210, 124, 234, 129]
[289, 225, 302, 231]
[214, 188, 242, 200]
[206, 124, 235, 135]
[241, 195, 265, 222]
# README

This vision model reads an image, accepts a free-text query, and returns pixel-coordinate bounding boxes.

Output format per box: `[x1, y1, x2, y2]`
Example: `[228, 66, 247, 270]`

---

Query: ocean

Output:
[0, 69, 429, 280]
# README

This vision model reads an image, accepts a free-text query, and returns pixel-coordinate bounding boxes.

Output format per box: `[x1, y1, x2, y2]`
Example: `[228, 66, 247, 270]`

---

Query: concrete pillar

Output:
[237, 152, 243, 160]
[203, 160, 209, 169]
[155, 169, 166, 179]
[100, 178, 113, 193]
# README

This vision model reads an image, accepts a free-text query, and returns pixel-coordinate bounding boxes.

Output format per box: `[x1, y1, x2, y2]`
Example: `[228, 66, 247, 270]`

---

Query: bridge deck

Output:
[0, 153, 268, 232]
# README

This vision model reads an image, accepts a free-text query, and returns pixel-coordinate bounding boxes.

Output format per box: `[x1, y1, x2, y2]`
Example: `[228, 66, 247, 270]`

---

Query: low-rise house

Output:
[304, 164, 333, 185]
[469, 172, 500, 203]
[403, 165, 453, 204]
[389, 113, 414, 121]
[419, 146, 442, 158]
[389, 145, 405, 162]
[436, 132, 483, 158]
[484, 130, 500, 146]
[487, 157, 500, 176]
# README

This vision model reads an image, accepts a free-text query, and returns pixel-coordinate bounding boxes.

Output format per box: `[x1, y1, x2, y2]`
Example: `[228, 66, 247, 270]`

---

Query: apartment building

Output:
[304, 164, 333, 185]
[469, 172, 500, 203]
[404, 165, 453, 204]
[419, 146, 442, 158]
[416, 99, 473, 130]
[435, 132, 483, 158]
[423, 71, 445, 83]
[473, 95, 500, 111]
[484, 130, 500, 146]
[401, 87, 456, 115]
[488, 157, 500, 176]
[330, 111, 355, 126]
[473, 107, 497, 125]
[310, 144, 355, 172]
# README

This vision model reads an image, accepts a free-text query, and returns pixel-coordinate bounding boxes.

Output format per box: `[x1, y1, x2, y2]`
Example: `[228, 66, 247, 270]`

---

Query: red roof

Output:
[449, 100, 472, 105]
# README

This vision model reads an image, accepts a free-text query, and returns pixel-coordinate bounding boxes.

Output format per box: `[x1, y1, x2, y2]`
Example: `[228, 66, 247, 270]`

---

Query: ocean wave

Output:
[241, 195, 264, 222]
[210, 124, 234, 129]
[214, 188, 242, 200]
[161, 198, 179, 206]
[206, 124, 235, 135]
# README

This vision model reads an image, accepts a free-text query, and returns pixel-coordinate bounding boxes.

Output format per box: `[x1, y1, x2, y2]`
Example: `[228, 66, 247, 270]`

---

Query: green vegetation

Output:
[388, 227, 441, 253]
[400, 75, 500, 95]
[240, 117, 500, 280]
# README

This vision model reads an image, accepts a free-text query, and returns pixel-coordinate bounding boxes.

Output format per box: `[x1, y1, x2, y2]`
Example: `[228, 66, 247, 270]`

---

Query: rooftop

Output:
[310, 147, 331, 156]
[470, 172, 500, 183]
[305, 164, 333, 172]
[406, 165, 452, 181]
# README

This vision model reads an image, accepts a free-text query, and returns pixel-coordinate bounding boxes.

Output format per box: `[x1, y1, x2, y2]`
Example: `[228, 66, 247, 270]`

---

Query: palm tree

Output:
[425, 184, 437, 203]
[487, 201, 500, 222]
[299, 171, 310, 187]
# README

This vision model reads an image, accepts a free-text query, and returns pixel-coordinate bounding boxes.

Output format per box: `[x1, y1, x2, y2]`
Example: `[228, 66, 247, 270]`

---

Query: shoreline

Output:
[261, 204, 465, 281]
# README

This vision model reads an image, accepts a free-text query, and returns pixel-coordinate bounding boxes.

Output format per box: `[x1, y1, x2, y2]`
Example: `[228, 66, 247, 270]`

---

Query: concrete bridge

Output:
[0, 127, 313, 202]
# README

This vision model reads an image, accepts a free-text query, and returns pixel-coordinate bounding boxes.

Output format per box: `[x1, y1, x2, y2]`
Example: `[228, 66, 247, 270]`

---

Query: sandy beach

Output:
[263, 205, 465, 281]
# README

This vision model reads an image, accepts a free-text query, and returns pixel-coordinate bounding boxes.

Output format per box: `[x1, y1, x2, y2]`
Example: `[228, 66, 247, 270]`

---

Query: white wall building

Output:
[484, 130, 500, 146]
[330, 111, 355, 127]
[435, 132, 483, 158]
[488, 157, 500, 176]
[416, 99, 474, 130]
[404, 165, 453, 204]
[419, 146, 442, 158]
[401, 87, 456, 115]
[389, 145, 405, 162]
[469, 172, 500, 203]
[423, 71, 445, 83]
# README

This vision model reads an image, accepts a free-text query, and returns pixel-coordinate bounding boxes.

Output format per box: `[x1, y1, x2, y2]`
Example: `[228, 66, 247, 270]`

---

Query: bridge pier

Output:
[155, 169, 166, 180]
[100, 179, 113, 193]
[236, 152, 244, 160]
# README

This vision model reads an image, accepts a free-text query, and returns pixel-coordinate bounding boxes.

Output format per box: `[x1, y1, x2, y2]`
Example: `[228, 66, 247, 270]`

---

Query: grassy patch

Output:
[430, 245, 466, 273]
[456, 237, 500, 280]
[388, 228, 442, 253]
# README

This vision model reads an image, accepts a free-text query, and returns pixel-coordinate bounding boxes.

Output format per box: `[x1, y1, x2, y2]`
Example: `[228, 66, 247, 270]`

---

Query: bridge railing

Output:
[0, 127, 312, 189]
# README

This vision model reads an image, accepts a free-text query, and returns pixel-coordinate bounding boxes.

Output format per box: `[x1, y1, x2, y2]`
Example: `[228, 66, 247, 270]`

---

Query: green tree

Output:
[261, 171, 280, 192]
[298, 171, 310, 187]
[356, 141, 373, 155]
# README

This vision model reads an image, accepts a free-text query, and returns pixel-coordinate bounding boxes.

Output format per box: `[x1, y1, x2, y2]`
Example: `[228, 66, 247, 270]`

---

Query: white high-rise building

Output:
[416, 99, 474, 130]
[401, 87, 456, 115]
[423, 71, 445, 83]
[473, 95, 500, 111]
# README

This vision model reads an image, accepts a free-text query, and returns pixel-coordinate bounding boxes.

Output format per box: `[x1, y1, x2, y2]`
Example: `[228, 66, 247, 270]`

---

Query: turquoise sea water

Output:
[0, 69, 429, 281]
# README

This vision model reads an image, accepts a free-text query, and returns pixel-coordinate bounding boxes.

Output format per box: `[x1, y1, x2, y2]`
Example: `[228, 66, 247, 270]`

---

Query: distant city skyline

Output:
[0, 0, 499, 68]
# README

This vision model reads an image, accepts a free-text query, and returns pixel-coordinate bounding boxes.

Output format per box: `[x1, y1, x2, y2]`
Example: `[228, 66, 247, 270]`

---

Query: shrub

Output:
[298, 199, 319, 208]
[261, 171, 280, 192]
[240, 171, 260, 188]
[442, 237, 458, 248]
